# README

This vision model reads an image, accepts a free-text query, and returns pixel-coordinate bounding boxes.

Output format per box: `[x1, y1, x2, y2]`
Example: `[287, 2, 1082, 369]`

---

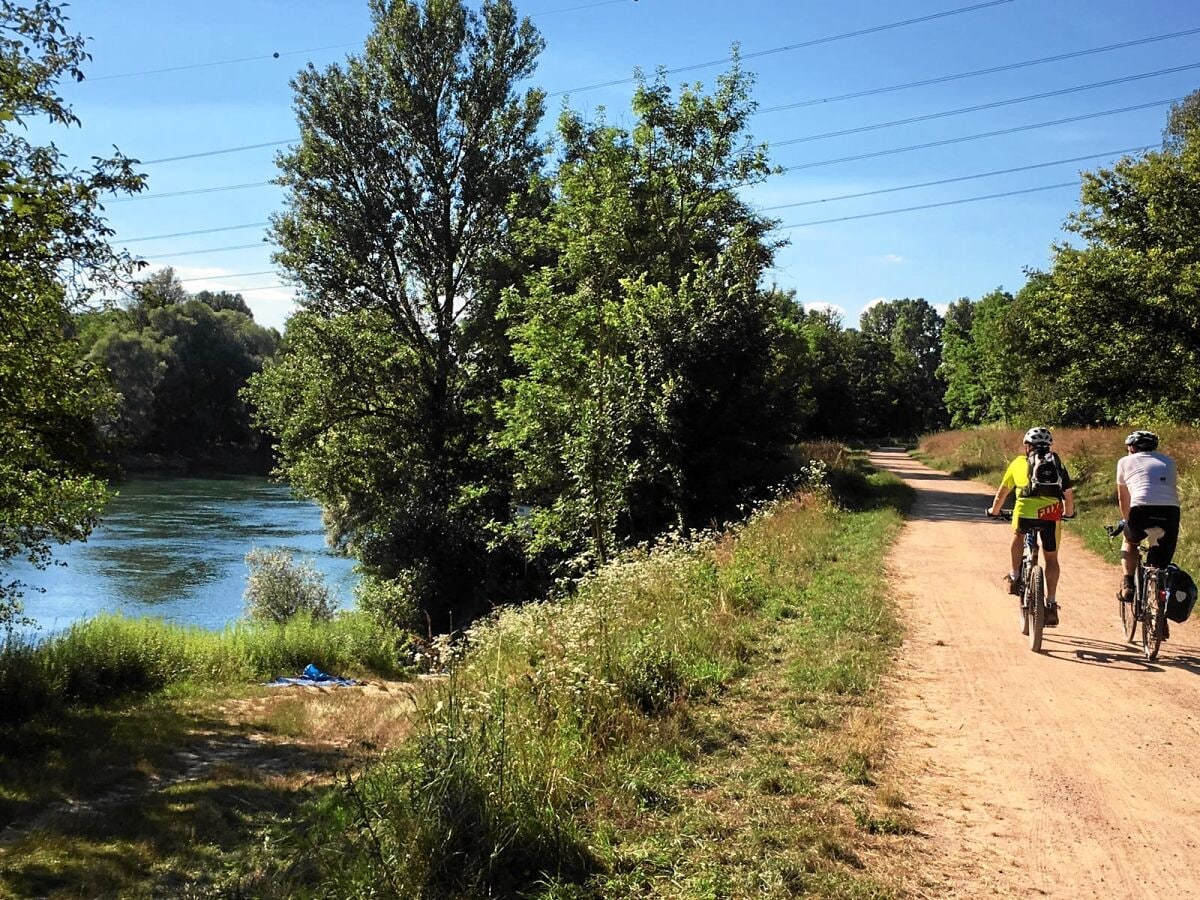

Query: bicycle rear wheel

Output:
[1120, 568, 1140, 642]
[1028, 565, 1046, 652]
[1142, 570, 1164, 661]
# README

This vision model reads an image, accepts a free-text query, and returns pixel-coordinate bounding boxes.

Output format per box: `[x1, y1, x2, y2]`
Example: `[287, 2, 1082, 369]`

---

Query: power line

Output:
[531, 0, 630, 15]
[110, 181, 273, 203]
[140, 140, 292, 166]
[772, 64, 1200, 147]
[176, 270, 277, 284]
[755, 26, 1200, 115]
[779, 96, 1181, 171]
[760, 145, 1151, 212]
[84, 1, 638, 84]
[547, 0, 1016, 96]
[132, 25, 1181, 174]
[142, 242, 269, 259]
[778, 182, 1080, 229]
[123, 222, 269, 244]
[85, 43, 359, 83]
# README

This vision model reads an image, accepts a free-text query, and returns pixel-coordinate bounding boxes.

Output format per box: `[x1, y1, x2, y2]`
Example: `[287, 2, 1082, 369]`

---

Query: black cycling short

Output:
[1016, 517, 1060, 552]
[1125, 505, 1181, 568]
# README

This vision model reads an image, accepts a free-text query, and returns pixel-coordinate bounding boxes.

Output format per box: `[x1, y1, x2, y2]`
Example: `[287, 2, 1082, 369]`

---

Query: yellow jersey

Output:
[1001, 455, 1069, 522]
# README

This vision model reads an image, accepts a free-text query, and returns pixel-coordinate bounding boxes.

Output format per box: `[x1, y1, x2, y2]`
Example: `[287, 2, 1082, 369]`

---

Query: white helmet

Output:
[1023, 426, 1052, 446]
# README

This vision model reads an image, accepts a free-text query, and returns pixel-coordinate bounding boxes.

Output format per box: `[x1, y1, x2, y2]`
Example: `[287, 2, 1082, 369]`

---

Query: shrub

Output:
[355, 571, 421, 634]
[243, 548, 337, 624]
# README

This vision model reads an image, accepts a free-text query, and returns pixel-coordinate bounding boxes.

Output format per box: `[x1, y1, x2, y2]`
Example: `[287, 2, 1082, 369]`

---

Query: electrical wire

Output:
[772, 65, 1200, 147]
[755, 26, 1200, 115]
[778, 181, 1080, 229]
[778, 96, 1181, 171]
[110, 181, 273, 203]
[141, 242, 269, 259]
[759, 145, 1151, 212]
[176, 270, 276, 284]
[123, 222, 269, 244]
[546, 0, 1015, 96]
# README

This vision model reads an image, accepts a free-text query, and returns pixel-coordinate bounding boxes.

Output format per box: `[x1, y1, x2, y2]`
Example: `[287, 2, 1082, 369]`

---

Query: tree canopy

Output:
[0, 0, 144, 628]
[251, 0, 546, 627]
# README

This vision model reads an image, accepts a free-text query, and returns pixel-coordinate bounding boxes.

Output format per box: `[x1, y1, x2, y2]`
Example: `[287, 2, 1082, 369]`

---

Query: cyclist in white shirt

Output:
[1116, 430, 1181, 617]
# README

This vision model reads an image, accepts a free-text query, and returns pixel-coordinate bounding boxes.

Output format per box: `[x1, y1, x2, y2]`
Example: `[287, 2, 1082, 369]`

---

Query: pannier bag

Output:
[1164, 564, 1197, 623]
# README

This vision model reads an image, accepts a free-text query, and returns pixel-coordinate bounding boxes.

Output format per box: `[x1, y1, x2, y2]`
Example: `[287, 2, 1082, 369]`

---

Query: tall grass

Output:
[246, 463, 909, 899]
[0, 612, 403, 723]
[918, 425, 1200, 575]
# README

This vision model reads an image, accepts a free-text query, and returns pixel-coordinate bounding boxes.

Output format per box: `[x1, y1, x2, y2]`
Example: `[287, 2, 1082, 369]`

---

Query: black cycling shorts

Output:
[1125, 505, 1181, 568]
[1016, 517, 1060, 553]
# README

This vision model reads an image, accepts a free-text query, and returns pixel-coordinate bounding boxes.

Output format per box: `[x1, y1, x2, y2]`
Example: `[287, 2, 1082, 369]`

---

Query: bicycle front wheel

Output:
[1028, 565, 1046, 652]
[1018, 563, 1030, 634]
[1142, 571, 1164, 661]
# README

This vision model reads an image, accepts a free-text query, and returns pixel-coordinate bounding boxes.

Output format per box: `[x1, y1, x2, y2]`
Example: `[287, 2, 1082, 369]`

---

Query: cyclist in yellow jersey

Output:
[988, 427, 1076, 626]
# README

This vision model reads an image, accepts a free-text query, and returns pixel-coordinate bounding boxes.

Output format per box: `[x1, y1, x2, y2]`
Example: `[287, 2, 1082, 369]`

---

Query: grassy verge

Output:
[0, 610, 406, 725]
[231, 457, 914, 899]
[0, 611, 412, 897]
[917, 426, 1200, 576]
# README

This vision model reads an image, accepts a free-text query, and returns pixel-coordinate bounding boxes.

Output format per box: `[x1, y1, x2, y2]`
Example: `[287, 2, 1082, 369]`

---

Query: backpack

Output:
[1164, 565, 1197, 623]
[1023, 446, 1064, 499]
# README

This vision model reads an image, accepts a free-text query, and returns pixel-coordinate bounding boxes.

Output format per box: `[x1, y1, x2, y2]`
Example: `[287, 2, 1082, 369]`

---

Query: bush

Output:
[355, 571, 421, 633]
[243, 548, 337, 624]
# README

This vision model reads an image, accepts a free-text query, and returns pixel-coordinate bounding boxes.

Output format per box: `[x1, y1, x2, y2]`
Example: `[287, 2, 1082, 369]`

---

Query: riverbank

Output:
[0, 451, 914, 897]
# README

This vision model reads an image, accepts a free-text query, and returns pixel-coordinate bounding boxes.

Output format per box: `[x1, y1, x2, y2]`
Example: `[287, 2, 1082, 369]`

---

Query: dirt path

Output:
[869, 451, 1200, 899]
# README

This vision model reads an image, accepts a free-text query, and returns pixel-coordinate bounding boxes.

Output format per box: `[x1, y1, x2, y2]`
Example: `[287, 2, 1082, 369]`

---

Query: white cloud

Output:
[933, 302, 950, 317]
[803, 301, 847, 319]
[883, 254, 904, 264]
[862, 297, 888, 310]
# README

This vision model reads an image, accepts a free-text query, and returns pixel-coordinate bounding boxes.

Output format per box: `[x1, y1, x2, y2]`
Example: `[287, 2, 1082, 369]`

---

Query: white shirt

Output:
[1116, 451, 1179, 507]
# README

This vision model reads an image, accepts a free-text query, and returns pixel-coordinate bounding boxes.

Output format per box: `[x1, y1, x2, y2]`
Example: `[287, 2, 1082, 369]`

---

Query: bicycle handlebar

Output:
[1106, 520, 1127, 538]
[985, 508, 1076, 520]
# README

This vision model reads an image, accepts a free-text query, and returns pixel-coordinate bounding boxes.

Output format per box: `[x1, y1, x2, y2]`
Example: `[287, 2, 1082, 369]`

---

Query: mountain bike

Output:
[985, 509, 1066, 652]
[1106, 521, 1167, 660]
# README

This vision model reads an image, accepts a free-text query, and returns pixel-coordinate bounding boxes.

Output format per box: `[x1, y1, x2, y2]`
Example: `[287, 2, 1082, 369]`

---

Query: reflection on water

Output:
[8, 476, 358, 635]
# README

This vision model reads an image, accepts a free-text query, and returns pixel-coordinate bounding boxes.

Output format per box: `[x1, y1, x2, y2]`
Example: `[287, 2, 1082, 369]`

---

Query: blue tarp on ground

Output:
[266, 663, 362, 688]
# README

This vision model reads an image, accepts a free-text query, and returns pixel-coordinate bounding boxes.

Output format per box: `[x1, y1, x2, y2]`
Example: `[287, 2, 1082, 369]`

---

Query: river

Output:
[8, 476, 359, 636]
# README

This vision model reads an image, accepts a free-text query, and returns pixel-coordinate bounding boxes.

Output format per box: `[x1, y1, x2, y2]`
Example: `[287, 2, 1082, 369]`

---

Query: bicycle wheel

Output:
[1018, 562, 1030, 635]
[1028, 565, 1046, 652]
[1120, 566, 1141, 642]
[1142, 570, 1164, 661]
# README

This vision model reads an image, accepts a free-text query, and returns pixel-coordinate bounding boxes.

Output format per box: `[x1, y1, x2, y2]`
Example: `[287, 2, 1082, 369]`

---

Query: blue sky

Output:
[38, 0, 1200, 331]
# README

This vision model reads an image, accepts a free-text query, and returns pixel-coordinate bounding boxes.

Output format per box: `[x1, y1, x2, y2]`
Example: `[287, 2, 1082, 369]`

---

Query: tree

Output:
[495, 62, 802, 568]
[251, 0, 545, 627]
[859, 297, 947, 433]
[0, 1, 144, 628]
[78, 269, 279, 461]
[1008, 94, 1200, 425]
[938, 289, 1022, 427]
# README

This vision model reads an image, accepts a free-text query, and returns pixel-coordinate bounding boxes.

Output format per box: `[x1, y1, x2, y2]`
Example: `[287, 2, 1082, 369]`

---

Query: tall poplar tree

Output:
[251, 0, 545, 626]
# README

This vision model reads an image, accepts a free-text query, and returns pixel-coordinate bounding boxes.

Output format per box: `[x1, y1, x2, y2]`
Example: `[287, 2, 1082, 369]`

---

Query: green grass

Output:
[0, 610, 406, 725]
[233, 461, 915, 899]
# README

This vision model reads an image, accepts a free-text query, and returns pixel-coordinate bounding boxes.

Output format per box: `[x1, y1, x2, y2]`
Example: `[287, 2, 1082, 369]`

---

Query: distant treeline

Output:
[74, 269, 279, 471]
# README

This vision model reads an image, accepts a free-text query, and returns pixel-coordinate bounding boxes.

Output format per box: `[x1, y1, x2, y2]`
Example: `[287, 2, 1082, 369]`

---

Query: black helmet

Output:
[1125, 430, 1159, 452]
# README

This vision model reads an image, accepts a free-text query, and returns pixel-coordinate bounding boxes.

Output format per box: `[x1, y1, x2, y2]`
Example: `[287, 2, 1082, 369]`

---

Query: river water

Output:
[9, 476, 358, 636]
